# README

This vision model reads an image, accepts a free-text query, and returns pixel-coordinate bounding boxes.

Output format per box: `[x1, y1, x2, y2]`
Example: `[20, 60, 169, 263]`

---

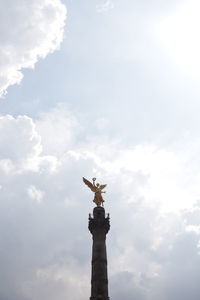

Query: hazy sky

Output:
[0, 0, 200, 299]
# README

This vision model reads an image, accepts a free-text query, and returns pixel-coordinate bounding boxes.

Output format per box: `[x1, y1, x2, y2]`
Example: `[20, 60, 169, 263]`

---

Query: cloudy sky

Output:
[0, 0, 200, 299]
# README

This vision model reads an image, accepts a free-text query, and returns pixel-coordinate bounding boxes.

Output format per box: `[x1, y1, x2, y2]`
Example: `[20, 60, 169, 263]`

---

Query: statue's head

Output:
[96, 183, 100, 187]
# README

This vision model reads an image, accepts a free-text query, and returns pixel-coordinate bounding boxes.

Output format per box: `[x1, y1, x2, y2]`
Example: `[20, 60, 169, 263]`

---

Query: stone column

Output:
[89, 206, 110, 300]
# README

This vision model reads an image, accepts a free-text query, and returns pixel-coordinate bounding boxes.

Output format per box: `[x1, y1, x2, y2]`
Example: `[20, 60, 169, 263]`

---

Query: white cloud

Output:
[96, 0, 114, 12]
[0, 108, 200, 299]
[27, 185, 44, 204]
[35, 104, 78, 157]
[0, 114, 41, 162]
[0, 0, 66, 97]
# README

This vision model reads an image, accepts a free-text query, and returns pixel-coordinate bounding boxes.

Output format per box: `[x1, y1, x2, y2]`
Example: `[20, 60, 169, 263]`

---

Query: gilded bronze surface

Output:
[83, 177, 107, 206]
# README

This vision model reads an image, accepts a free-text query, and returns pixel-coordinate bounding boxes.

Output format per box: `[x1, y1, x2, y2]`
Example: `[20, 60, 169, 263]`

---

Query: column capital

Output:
[89, 206, 110, 235]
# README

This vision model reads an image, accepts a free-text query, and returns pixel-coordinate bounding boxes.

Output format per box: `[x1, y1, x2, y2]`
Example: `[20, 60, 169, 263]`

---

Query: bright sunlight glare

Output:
[156, 0, 200, 80]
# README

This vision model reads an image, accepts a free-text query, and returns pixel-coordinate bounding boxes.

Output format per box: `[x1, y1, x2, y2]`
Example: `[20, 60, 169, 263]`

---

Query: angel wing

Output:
[99, 184, 107, 190]
[83, 177, 96, 192]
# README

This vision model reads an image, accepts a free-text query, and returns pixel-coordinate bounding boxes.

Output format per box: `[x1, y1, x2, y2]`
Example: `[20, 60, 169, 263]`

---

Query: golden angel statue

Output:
[83, 177, 107, 206]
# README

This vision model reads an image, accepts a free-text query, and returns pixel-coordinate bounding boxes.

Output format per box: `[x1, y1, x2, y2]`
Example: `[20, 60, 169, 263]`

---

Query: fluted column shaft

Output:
[89, 206, 110, 300]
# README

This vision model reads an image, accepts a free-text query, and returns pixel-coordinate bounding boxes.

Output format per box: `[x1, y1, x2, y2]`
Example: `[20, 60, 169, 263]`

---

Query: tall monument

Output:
[83, 177, 110, 300]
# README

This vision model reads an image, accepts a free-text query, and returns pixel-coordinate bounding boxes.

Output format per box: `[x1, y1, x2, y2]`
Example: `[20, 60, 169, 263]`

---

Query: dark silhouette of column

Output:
[89, 206, 110, 300]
